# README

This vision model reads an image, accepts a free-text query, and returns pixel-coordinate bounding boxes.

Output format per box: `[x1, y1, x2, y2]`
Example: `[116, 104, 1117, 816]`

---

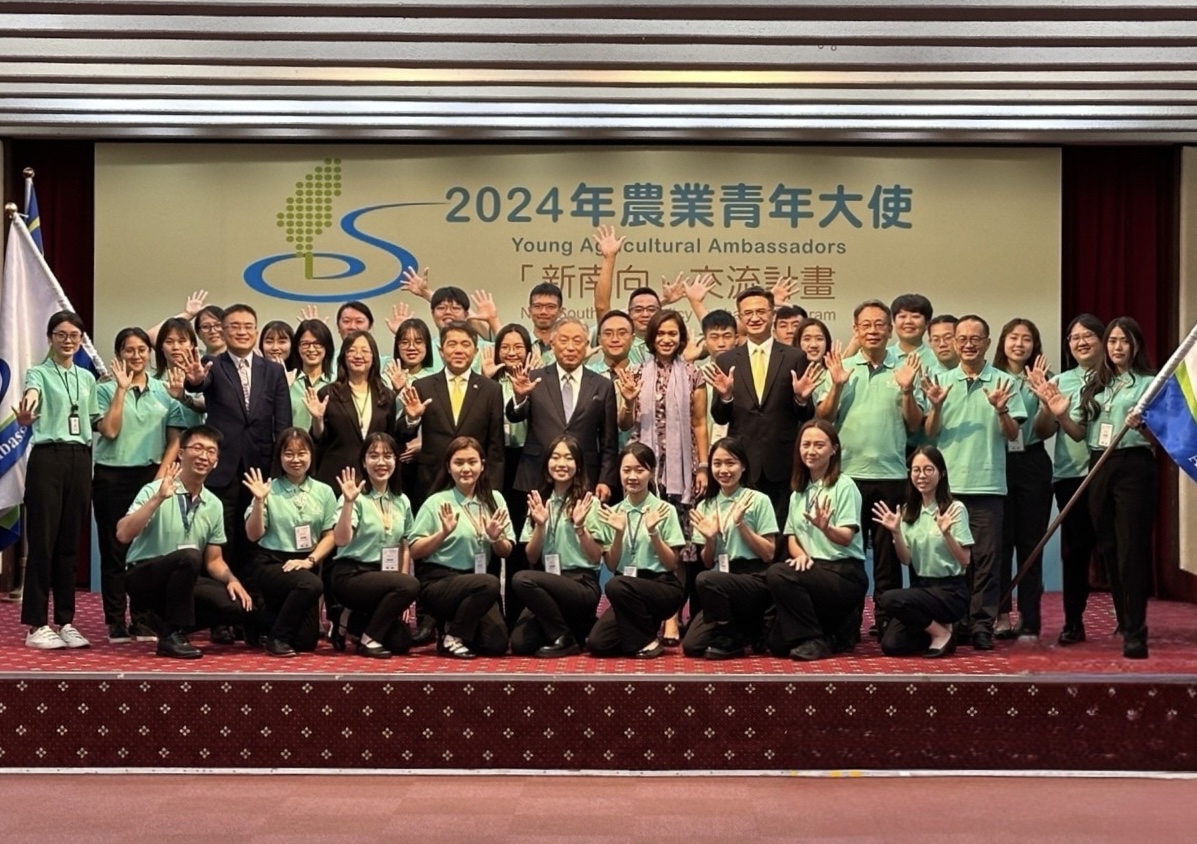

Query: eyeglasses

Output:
[298, 340, 322, 350]
[956, 336, 987, 347]
[738, 309, 772, 320]
[855, 321, 889, 332]
[197, 322, 222, 332]
[51, 332, 83, 342]
[629, 305, 659, 316]
[1068, 332, 1098, 344]
[910, 466, 938, 476]
[432, 304, 464, 315]
[185, 444, 218, 457]
[365, 452, 396, 462]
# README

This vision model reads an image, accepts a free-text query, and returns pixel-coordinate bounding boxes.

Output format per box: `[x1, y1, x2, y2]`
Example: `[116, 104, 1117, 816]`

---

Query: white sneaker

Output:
[57, 624, 91, 649]
[25, 625, 66, 650]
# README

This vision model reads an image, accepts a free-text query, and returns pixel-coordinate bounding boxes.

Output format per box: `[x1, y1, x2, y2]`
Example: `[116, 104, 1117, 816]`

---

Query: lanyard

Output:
[176, 492, 200, 536]
[714, 491, 740, 555]
[625, 509, 645, 564]
[461, 499, 487, 553]
[370, 493, 392, 534]
[1102, 376, 1128, 413]
[546, 496, 568, 554]
[287, 480, 310, 518]
[55, 362, 80, 414]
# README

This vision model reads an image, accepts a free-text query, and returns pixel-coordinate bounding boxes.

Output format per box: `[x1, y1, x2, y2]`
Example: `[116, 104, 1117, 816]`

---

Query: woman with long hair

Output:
[766, 419, 867, 661]
[587, 443, 687, 658]
[389, 316, 437, 510]
[409, 436, 514, 658]
[509, 435, 603, 657]
[243, 427, 336, 656]
[872, 446, 974, 657]
[258, 320, 295, 377]
[1035, 317, 1157, 659]
[154, 316, 205, 426]
[682, 437, 779, 660]
[992, 317, 1053, 640]
[289, 319, 335, 432]
[792, 317, 832, 366]
[328, 432, 420, 658]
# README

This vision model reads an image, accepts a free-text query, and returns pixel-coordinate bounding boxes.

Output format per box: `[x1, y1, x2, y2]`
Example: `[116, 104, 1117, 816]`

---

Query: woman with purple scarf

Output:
[614, 309, 709, 645]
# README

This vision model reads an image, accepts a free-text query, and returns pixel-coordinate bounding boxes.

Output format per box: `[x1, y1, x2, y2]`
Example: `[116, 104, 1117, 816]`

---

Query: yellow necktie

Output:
[751, 347, 766, 401]
[450, 376, 465, 423]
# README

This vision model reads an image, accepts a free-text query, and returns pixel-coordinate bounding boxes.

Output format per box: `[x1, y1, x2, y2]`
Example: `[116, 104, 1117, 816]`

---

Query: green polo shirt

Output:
[1049, 367, 1093, 480]
[934, 363, 1028, 495]
[95, 379, 187, 467]
[334, 489, 414, 566]
[23, 359, 100, 446]
[125, 480, 226, 564]
[593, 491, 685, 574]
[588, 328, 648, 368]
[499, 376, 528, 447]
[1007, 373, 1043, 448]
[289, 371, 332, 432]
[891, 341, 938, 373]
[899, 500, 974, 579]
[815, 348, 925, 480]
[155, 374, 204, 428]
[247, 476, 338, 553]
[784, 477, 865, 562]
[411, 488, 515, 571]
[519, 493, 602, 570]
[1082, 371, 1153, 451]
[692, 487, 778, 561]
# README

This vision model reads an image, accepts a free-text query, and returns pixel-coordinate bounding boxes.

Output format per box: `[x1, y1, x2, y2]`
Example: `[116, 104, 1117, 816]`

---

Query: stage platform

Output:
[2, 592, 1196, 773]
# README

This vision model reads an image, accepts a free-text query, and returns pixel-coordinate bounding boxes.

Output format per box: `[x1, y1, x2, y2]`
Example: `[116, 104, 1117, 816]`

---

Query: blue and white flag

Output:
[1140, 322, 1197, 484]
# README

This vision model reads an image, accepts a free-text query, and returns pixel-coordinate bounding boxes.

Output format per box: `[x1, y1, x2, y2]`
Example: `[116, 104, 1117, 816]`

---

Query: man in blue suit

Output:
[184, 303, 292, 583]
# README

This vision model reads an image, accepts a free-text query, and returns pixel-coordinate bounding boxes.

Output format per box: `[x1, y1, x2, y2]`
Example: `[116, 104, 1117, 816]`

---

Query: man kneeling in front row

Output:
[116, 425, 253, 659]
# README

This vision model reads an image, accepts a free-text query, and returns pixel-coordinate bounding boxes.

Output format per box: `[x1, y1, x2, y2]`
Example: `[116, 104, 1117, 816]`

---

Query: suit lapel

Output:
[542, 364, 567, 428]
[218, 353, 250, 421]
[455, 372, 482, 430]
[732, 346, 758, 409]
[761, 344, 787, 406]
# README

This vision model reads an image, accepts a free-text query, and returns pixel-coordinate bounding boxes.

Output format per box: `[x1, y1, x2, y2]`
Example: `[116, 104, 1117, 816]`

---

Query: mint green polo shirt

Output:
[125, 480, 226, 563]
[1008, 373, 1043, 448]
[899, 500, 974, 579]
[783, 477, 865, 561]
[23, 359, 100, 446]
[1049, 367, 1093, 480]
[247, 476, 338, 553]
[1082, 371, 1153, 451]
[593, 491, 685, 574]
[95, 379, 187, 467]
[815, 348, 925, 480]
[692, 487, 778, 561]
[519, 494, 602, 571]
[289, 371, 332, 432]
[410, 488, 515, 571]
[333, 489, 414, 566]
[934, 364, 1028, 495]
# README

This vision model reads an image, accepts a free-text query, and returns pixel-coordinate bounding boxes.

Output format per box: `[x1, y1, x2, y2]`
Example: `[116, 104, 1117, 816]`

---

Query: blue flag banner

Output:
[1142, 324, 1197, 484]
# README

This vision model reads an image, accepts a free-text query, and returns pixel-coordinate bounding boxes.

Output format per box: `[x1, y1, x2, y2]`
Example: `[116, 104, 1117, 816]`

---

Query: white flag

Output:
[0, 214, 99, 511]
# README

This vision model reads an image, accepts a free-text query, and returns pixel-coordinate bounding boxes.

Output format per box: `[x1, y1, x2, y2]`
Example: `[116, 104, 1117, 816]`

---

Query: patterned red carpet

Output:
[4, 591, 1196, 677]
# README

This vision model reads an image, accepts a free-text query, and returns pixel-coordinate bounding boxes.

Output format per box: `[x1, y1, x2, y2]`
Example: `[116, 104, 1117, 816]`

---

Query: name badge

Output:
[622, 566, 638, 578]
[544, 553, 562, 575]
[717, 553, 730, 573]
[294, 524, 313, 550]
[176, 543, 198, 551]
[1098, 422, 1114, 448]
[712, 423, 729, 441]
[1007, 430, 1025, 453]
[381, 546, 400, 572]
[474, 552, 488, 574]
[68, 414, 81, 436]
[503, 422, 511, 439]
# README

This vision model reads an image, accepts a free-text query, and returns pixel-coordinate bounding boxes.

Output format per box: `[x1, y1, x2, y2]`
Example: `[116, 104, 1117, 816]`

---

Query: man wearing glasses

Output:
[922, 314, 1026, 651]
[117, 426, 253, 659]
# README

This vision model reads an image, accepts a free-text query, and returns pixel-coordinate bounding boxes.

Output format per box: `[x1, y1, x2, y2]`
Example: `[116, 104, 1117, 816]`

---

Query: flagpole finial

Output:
[4, 202, 17, 218]
[22, 167, 34, 179]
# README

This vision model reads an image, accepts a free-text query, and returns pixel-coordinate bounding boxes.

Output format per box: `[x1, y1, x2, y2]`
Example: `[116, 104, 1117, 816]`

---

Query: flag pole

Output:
[1133, 320, 1197, 415]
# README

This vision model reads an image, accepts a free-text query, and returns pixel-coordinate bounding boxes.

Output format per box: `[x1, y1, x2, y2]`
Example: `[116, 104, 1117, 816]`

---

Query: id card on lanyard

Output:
[462, 500, 489, 574]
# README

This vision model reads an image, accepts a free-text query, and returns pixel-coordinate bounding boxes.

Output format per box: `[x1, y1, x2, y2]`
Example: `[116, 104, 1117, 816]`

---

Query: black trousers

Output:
[877, 575, 969, 656]
[193, 574, 258, 635]
[125, 549, 203, 633]
[999, 443, 1053, 631]
[499, 448, 531, 628]
[331, 560, 421, 653]
[1054, 475, 1098, 630]
[209, 478, 255, 581]
[682, 559, 772, 656]
[756, 476, 793, 563]
[21, 443, 92, 628]
[93, 463, 158, 626]
[587, 571, 685, 655]
[509, 568, 600, 654]
[852, 477, 906, 624]
[956, 494, 1003, 635]
[1088, 447, 1156, 639]
[765, 559, 868, 655]
[252, 549, 323, 650]
[418, 564, 509, 655]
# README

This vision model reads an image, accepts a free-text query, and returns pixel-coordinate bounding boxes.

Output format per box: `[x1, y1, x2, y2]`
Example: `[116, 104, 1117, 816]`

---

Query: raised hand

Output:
[895, 352, 921, 393]
[484, 508, 510, 542]
[729, 495, 751, 527]
[509, 361, 543, 401]
[1030, 353, 1050, 380]
[660, 272, 688, 306]
[1033, 380, 1072, 418]
[527, 491, 549, 527]
[804, 495, 832, 532]
[16, 393, 39, 426]
[571, 492, 594, 527]
[469, 289, 499, 323]
[791, 362, 825, 401]
[183, 289, 209, 317]
[400, 385, 431, 419]
[1026, 365, 1050, 393]
[303, 386, 329, 421]
[385, 301, 413, 335]
[183, 348, 212, 384]
[401, 266, 432, 300]
[771, 276, 797, 305]
[684, 273, 717, 304]
[934, 505, 959, 535]
[984, 378, 1014, 414]
[871, 501, 901, 533]
[437, 501, 459, 534]
[702, 362, 736, 400]
[614, 366, 641, 403]
[156, 462, 182, 500]
[383, 360, 407, 392]
[787, 551, 813, 571]
[338, 467, 364, 502]
[480, 353, 502, 379]
[165, 366, 187, 399]
[593, 224, 626, 258]
[644, 502, 671, 534]
[920, 374, 952, 408]
[241, 467, 271, 501]
[109, 358, 133, 390]
[595, 483, 612, 504]
[823, 341, 850, 387]
[691, 508, 720, 542]
[597, 504, 627, 532]
[528, 349, 545, 371]
[297, 304, 323, 323]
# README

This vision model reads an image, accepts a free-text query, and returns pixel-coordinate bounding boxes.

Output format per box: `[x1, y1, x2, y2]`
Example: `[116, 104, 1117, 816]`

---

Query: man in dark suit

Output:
[707, 287, 817, 533]
[184, 303, 292, 581]
[398, 321, 505, 495]
[506, 317, 619, 502]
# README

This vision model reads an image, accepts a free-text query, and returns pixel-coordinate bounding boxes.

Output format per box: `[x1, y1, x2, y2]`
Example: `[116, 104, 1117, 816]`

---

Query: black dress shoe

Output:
[705, 634, 745, 661]
[437, 636, 477, 660]
[923, 637, 957, 659]
[993, 626, 1019, 641]
[411, 621, 437, 646]
[1123, 639, 1149, 660]
[660, 636, 680, 647]
[1056, 624, 1086, 646]
[264, 637, 297, 658]
[157, 631, 203, 660]
[356, 641, 392, 659]
[971, 631, 994, 651]
[210, 625, 235, 645]
[789, 638, 832, 661]
[633, 640, 665, 659]
[535, 635, 581, 658]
